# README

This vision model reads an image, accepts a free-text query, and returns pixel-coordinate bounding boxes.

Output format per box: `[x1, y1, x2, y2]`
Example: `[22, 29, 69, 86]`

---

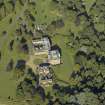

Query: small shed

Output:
[48, 50, 61, 65]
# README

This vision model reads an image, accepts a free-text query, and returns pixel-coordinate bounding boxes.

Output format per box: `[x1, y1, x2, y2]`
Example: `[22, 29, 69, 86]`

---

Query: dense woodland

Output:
[0, 0, 105, 105]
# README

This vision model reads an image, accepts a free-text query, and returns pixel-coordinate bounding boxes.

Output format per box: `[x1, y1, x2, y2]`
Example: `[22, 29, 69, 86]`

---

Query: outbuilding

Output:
[48, 50, 61, 65]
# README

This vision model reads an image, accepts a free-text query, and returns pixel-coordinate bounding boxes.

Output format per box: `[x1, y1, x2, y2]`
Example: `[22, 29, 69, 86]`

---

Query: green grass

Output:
[0, 1, 28, 103]
[51, 35, 75, 84]
[0, 0, 85, 104]
[0, 70, 16, 99]
[30, 0, 62, 25]
[0, 1, 77, 93]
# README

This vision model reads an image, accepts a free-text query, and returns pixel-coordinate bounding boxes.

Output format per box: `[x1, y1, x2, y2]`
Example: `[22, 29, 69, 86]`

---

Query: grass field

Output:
[0, 70, 16, 99]
[0, 1, 28, 103]
[51, 34, 75, 84]
[0, 0, 89, 104]
[0, 1, 76, 99]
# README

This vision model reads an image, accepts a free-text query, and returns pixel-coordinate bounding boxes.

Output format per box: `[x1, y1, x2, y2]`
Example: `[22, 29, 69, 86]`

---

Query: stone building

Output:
[37, 63, 53, 87]
[32, 37, 51, 55]
[48, 50, 61, 65]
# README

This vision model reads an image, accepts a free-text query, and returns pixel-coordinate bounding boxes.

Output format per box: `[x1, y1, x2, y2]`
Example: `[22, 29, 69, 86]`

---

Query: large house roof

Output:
[48, 50, 60, 60]
[32, 37, 51, 51]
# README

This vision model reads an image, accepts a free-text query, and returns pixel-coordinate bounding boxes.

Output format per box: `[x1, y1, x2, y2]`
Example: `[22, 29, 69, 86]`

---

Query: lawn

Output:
[0, 70, 16, 99]
[51, 35, 75, 84]
[30, 0, 62, 25]
[0, 1, 28, 103]
[0, 0, 82, 103]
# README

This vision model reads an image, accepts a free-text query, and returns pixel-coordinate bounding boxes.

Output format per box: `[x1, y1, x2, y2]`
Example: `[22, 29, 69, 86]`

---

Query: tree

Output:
[75, 92, 100, 105]
[15, 60, 26, 70]
[100, 40, 105, 51]
[21, 44, 29, 54]
[75, 51, 87, 66]
[19, 0, 26, 5]
[6, 59, 14, 71]
[17, 79, 35, 99]
[0, 51, 1, 60]
[14, 60, 26, 78]
[9, 40, 14, 51]
[82, 0, 96, 13]
[46, 19, 65, 34]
